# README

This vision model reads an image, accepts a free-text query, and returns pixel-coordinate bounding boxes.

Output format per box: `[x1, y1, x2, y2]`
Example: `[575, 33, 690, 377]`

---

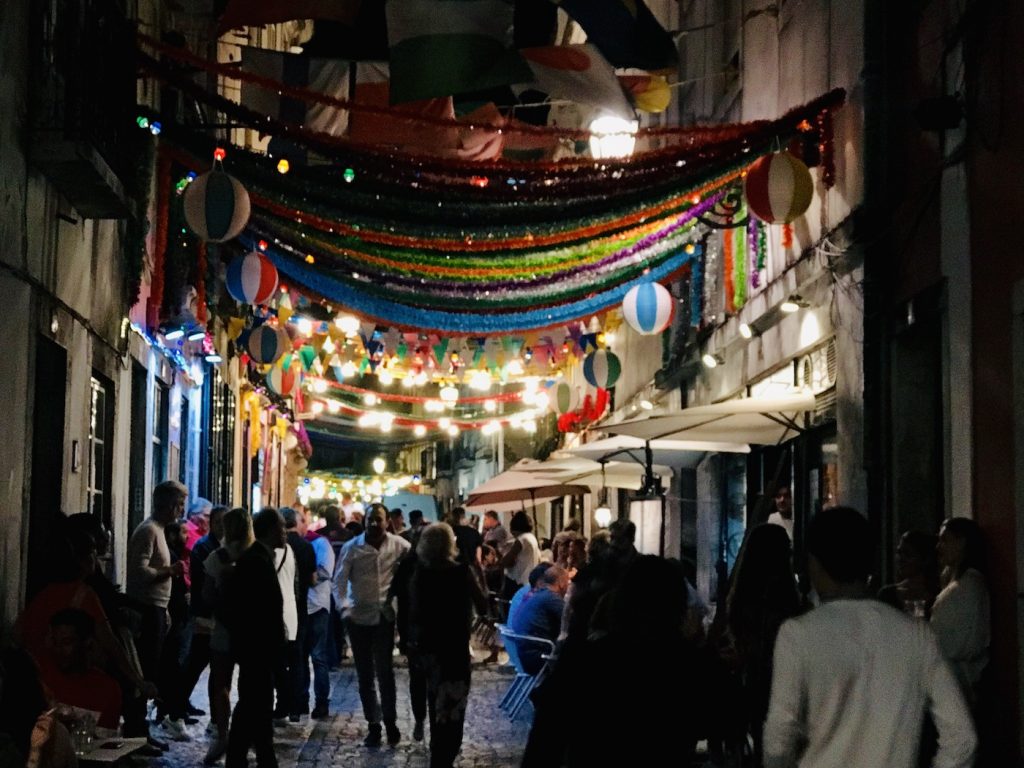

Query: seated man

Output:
[508, 565, 569, 674]
[507, 563, 553, 625]
[36, 608, 122, 731]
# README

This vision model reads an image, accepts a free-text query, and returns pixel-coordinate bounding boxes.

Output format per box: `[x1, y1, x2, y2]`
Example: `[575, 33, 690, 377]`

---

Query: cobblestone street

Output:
[145, 657, 530, 767]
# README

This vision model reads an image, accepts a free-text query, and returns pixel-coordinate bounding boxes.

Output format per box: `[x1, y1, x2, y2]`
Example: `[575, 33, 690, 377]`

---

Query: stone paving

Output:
[143, 656, 530, 767]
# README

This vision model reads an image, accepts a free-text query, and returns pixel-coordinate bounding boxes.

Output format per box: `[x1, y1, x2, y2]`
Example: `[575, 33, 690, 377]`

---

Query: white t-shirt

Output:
[274, 546, 298, 642]
[766, 512, 794, 541]
[931, 567, 990, 704]
[764, 598, 976, 768]
[506, 532, 541, 586]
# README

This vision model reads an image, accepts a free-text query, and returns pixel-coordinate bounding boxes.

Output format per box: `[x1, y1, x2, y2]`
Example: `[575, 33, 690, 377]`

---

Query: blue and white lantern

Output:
[183, 169, 251, 243]
[622, 282, 675, 335]
[582, 350, 621, 389]
[247, 324, 290, 365]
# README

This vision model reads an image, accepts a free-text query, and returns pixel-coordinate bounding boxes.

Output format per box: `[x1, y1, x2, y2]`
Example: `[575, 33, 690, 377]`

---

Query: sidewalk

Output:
[145, 658, 530, 767]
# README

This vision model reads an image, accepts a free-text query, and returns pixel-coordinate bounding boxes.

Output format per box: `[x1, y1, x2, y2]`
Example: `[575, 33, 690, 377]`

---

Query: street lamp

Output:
[589, 115, 639, 159]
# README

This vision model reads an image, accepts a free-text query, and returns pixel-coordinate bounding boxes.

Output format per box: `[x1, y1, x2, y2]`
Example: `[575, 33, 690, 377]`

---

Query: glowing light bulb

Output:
[378, 369, 394, 386]
[363, 393, 378, 407]
[341, 361, 357, 378]
[311, 401, 325, 415]
[438, 417, 451, 430]
[335, 315, 360, 337]
[296, 317, 313, 337]
[484, 399, 497, 413]
[402, 375, 415, 389]
[440, 385, 459, 403]
[277, 158, 290, 174]
[372, 457, 386, 474]
[469, 371, 492, 391]
[447, 424, 459, 437]
[326, 400, 341, 414]
[414, 424, 427, 437]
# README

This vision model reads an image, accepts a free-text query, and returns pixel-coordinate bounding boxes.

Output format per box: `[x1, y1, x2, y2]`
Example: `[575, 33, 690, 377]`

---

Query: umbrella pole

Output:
[529, 489, 538, 533]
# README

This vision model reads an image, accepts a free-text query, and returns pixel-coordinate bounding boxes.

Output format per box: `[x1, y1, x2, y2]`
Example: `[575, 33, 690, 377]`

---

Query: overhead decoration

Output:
[267, 359, 301, 397]
[582, 349, 622, 389]
[622, 282, 675, 335]
[552, 382, 579, 415]
[743, 150, 814, 225]
[226, 250, 279, 305]
[183, 163, 251, 243]
[247, 323, 290, 365]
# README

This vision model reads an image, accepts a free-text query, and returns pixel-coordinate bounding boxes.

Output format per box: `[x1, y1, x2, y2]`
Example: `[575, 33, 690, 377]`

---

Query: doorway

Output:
[26, 336, 67, 600]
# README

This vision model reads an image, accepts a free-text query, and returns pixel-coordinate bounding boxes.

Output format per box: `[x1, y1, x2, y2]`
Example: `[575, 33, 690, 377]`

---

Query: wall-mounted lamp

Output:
[702, 352, 724, 369]
[781, 295, 809, 314]
[594, 463, 612, 527]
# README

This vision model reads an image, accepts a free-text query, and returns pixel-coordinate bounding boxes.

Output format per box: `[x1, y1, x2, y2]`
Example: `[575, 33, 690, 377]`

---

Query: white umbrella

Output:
[604, 392, 816, 445]
[565, 435, 749, 468]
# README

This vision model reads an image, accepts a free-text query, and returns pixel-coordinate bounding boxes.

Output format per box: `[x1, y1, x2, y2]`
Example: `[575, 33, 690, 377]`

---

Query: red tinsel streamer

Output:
[139, 47, 846, 184]
[147, 149, 172, 330]
[817, 109, 836, 189]
[723, 227, 735, 312]
[196, 241, 208, 324]
[138, 33, 844, 149]
[324, 378, 523, 405]
[782, 223, 794, 249]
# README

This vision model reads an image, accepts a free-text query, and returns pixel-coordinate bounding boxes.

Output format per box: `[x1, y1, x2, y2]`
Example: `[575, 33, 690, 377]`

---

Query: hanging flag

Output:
[385, 0, 532, 104]
[521, 45, 634, 121]
[552, 0, 677, 70]
[239, 46, 351, 137]
[221, 0, 363, 30]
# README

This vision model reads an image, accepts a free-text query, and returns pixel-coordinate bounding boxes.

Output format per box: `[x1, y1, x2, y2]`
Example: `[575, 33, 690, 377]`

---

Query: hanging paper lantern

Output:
[183, 169, 251, 242]
[247, 324, 290, 365]
[551, 382, 579, 415]
[743, 150, 813, 224]
[267, 362, 300, 397]
[225, 251, 279, 305]
[582, 350, 622, 389]
[622, 282, 675, 335]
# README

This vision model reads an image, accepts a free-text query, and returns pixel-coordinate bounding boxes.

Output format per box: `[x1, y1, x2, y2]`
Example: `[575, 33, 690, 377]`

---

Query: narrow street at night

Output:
[1, 0, 1022, 766]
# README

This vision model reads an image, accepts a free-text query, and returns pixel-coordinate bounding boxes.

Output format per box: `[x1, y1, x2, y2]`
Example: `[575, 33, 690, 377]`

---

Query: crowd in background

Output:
[0, 480, 993, 768]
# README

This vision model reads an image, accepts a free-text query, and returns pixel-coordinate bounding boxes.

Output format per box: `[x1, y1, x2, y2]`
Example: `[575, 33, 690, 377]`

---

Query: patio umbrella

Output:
[604, 392, 817, 445]
[464, 470, 589, 526]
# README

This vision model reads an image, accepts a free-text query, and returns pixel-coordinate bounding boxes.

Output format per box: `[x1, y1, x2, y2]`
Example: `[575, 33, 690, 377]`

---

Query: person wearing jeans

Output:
[305, 529, 335, 718]
[334, 503, 410, 746]
[125, 480, 187, 744]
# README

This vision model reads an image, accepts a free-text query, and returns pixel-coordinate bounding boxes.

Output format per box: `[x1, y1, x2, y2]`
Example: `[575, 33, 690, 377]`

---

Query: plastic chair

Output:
[496, 623, 557, 720]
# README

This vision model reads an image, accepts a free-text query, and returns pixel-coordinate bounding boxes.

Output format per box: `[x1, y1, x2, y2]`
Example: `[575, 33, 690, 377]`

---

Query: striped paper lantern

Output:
[582, 350, 621, 389]
[743, 151, 814, 224]
[551, 382, 579, 415]
[183, 170, 251, 242]
[622, 282, 675, 335]
[225, 251, 279, 305]
[267, 361, 300, 397]
[247, 324, 290, 365]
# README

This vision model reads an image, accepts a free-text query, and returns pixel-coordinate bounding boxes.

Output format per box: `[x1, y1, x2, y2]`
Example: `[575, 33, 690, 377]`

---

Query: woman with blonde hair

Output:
[202, 507, 254, 763]
[410, 523, 488, 768]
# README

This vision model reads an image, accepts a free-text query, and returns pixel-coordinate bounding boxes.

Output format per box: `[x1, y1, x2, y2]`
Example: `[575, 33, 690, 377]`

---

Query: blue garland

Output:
[257, 240, 700, 334]
[690, 253, 703, 327]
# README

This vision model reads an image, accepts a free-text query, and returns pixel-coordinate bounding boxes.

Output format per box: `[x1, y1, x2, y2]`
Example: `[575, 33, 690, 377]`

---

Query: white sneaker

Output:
[158, 717, 191, 742]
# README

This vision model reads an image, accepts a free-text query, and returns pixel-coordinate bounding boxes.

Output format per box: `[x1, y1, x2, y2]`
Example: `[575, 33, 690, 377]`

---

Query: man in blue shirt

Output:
[509, 565, 569, 674]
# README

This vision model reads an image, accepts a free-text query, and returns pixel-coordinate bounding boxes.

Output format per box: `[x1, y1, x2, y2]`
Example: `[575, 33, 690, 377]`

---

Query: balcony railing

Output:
[30, 0, 135, 218]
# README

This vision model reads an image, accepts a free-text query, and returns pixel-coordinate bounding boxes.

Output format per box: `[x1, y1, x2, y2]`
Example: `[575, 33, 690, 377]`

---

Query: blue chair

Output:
[496, 623, 557, 720]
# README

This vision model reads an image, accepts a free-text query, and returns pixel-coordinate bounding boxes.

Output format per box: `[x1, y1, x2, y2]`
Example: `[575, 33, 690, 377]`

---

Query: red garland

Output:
[557, 388, 610, 432]
[147, 148, 172, 330]
[196, 241, 208, 324]
[817, 109, 836, 189]
[324, 377, 523, 405]
[781, 223, 794, 249]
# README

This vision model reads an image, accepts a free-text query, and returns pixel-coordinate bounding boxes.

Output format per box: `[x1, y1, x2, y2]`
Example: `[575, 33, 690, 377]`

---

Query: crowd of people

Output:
[0, 478, 993, 768]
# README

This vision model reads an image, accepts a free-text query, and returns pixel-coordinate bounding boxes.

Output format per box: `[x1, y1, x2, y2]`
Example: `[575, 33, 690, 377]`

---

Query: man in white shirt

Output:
[334, 503, 410, 747]
[764, 506, 976, 768]
[766, 486, 794, 541]
[125, 480, 187, 743]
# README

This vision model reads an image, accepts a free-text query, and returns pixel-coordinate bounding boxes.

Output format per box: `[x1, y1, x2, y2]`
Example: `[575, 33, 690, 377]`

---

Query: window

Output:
[152, 381, 169, 489]
[87, 374, 114, 531]
[203, 366, 234, 506]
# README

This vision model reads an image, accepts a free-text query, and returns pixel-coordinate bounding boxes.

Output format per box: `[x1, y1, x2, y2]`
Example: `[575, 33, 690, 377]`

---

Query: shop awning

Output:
[565, 435, 750, 468]
[605, 392, 817, 446]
